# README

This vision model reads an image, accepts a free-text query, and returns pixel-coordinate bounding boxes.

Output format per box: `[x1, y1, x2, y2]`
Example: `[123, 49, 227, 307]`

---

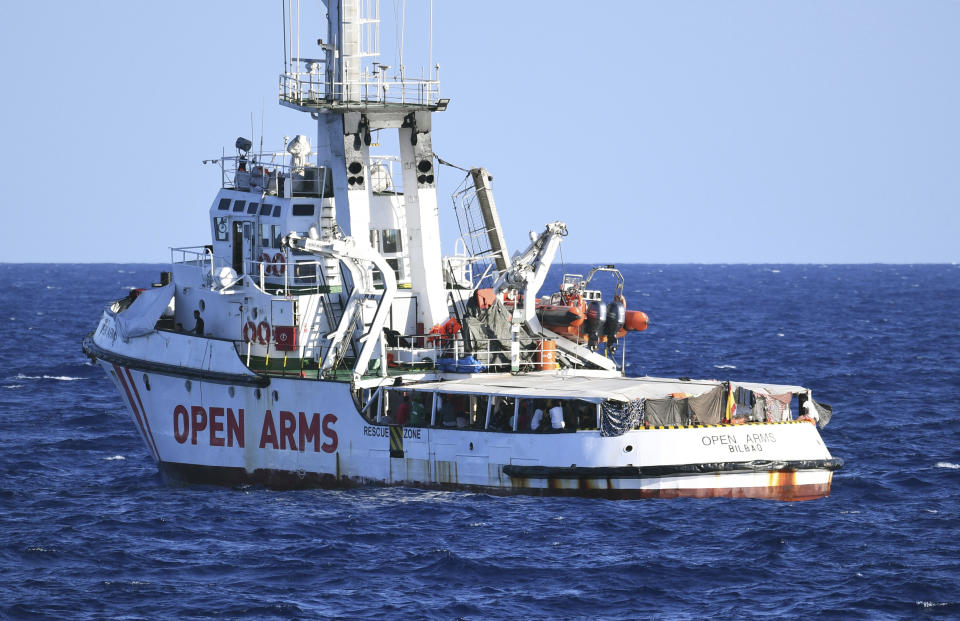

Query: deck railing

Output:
[279, 61, 440, 108]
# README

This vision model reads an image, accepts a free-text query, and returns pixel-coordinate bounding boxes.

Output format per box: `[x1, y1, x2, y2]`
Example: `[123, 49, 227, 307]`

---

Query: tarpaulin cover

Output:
[462, 299, 538, 368]
[688, 384, 725, 424]
[645, 397, 690, 426]
[600, 399, 644, 437]
[403, 374, 814, 405]
[438, 356, 487, 374]
[814, 400, 833, 429]
[112, 284, 174, 340]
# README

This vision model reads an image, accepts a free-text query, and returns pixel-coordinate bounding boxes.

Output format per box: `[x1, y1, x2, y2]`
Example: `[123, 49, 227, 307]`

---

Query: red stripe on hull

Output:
[124, 367, 160, 459]
[112, 364, 158, 462]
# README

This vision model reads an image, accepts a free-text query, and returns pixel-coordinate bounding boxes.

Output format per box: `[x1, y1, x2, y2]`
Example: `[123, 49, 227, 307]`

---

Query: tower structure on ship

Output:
[280, 0, 449, 331]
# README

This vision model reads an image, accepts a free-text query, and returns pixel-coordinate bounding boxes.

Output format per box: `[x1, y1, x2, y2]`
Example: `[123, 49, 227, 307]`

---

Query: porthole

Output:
[624, 445, 633, 453]
[254, 388, 262, 400]
[272, 390, 279, 401]
[198, 300, 206, 312]
[185, 380, 192, 392]
[469, 442, 474, 451]
[143, 374, 151, 391]
[228, 386, 235, 398]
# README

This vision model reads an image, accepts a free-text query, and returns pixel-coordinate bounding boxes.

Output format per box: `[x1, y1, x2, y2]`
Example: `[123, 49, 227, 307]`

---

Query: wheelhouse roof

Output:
[400, 373, 807, 404]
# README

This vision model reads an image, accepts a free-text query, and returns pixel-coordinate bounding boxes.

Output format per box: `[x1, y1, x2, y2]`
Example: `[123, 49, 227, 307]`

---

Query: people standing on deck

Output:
[409, 394, 427, 426]
[388, 378, 404, 419]
[530, 401, 546, 431]
[491, 398, 512, 431]
[395, 394, 411, 426]
[192, 310, 204, 336]
[455, 396, 470, 428]
[517, 401, 532, 431]
[548, 400, 566, 430]
[440, 396, 458, 427]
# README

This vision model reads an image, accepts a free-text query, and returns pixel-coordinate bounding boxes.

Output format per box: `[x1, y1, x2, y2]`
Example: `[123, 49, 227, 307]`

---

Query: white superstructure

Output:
[83, 1, 841, 500]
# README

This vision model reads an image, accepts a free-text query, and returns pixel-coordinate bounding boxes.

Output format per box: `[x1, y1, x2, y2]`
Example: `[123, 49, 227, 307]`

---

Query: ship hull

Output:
[88, 343, 838, 501]
[154, 460, 833, 501]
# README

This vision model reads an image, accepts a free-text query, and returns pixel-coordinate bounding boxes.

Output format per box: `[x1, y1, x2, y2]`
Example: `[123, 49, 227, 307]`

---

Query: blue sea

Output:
[1, 263, 959, 619]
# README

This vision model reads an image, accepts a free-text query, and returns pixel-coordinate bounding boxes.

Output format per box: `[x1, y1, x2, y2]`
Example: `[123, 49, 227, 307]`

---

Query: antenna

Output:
[429, 0, 433, 80]
[400, 0, 406, 75]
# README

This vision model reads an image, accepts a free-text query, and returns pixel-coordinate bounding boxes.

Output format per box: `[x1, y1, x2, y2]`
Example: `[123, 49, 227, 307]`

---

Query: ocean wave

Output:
[935, 462, 960, 469]
[3, 384, 23, 389]
[13, 374, 84, 381]
[104, 456, 126, 461]
[714, 364, 737, 369]
[917, 601, 951, 609]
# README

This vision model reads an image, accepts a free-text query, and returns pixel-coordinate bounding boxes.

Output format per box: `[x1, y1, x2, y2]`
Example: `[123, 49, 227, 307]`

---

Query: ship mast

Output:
[279, 0, 450, 327]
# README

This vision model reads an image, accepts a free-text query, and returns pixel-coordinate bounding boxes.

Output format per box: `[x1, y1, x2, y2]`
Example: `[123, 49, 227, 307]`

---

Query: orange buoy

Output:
[624, 310, 649, 332]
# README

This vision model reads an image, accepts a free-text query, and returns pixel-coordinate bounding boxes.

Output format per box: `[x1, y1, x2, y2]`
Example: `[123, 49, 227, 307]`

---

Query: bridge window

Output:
[292, 203, 315, 216]
[294, 262, 316, 282]
[260, 223, 270, 247]
[386, 258, 403, 281]
[232, 200, 246, 213]
[247, 202, 259, 215]
[214, 217, 228, 241]
[217, 198, 231, 210]
[260, 203, 272, 216]
[381, 229, 402, 254]
[272, 205, 282, 217]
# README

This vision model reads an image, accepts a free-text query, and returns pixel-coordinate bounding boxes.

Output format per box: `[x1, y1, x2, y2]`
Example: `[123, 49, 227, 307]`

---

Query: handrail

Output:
[279, 71, 440, 107]
[384, 333, 559, 373]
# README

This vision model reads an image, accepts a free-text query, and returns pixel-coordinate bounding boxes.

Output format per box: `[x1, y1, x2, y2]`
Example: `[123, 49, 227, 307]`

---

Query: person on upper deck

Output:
[455, 396, 470, 428]
[516, 401, 531, 431]
[578, 402, 596, 429]
[409, 394, 427, 426]
[530, 401, 546, 432]
[388, 378, 404, 419]
[440, 397, 458, 428]
[491, 398, 512, 431]
[192, 310, 204, 336]
[395, 394, 411, 426]
[548, 400, 566, 430]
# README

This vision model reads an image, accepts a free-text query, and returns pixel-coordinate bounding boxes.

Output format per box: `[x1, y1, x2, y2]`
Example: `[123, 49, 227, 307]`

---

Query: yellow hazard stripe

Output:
[389, 426, 403, 452]
[642, 420, 805, 430]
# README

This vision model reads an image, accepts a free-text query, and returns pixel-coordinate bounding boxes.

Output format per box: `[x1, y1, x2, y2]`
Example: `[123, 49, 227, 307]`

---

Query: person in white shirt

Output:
[530, 402, 546, 431]
[548, 400, 565, 430]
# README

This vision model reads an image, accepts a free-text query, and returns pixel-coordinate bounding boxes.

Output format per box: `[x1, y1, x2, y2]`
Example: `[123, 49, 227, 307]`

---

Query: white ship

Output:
[83, 1, 841, 500]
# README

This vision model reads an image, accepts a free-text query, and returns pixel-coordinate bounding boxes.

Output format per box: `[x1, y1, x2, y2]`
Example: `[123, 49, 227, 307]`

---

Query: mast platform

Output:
[279, 64, 446, 114]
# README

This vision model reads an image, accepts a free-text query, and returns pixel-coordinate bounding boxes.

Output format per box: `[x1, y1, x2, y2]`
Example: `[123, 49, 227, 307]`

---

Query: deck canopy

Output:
[112, 284, 174, 340]
[403, 373, 808, 404]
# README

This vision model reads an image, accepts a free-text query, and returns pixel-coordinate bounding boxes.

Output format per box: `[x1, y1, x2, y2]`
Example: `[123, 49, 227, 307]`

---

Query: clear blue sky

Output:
[2, 1, 958, 263]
